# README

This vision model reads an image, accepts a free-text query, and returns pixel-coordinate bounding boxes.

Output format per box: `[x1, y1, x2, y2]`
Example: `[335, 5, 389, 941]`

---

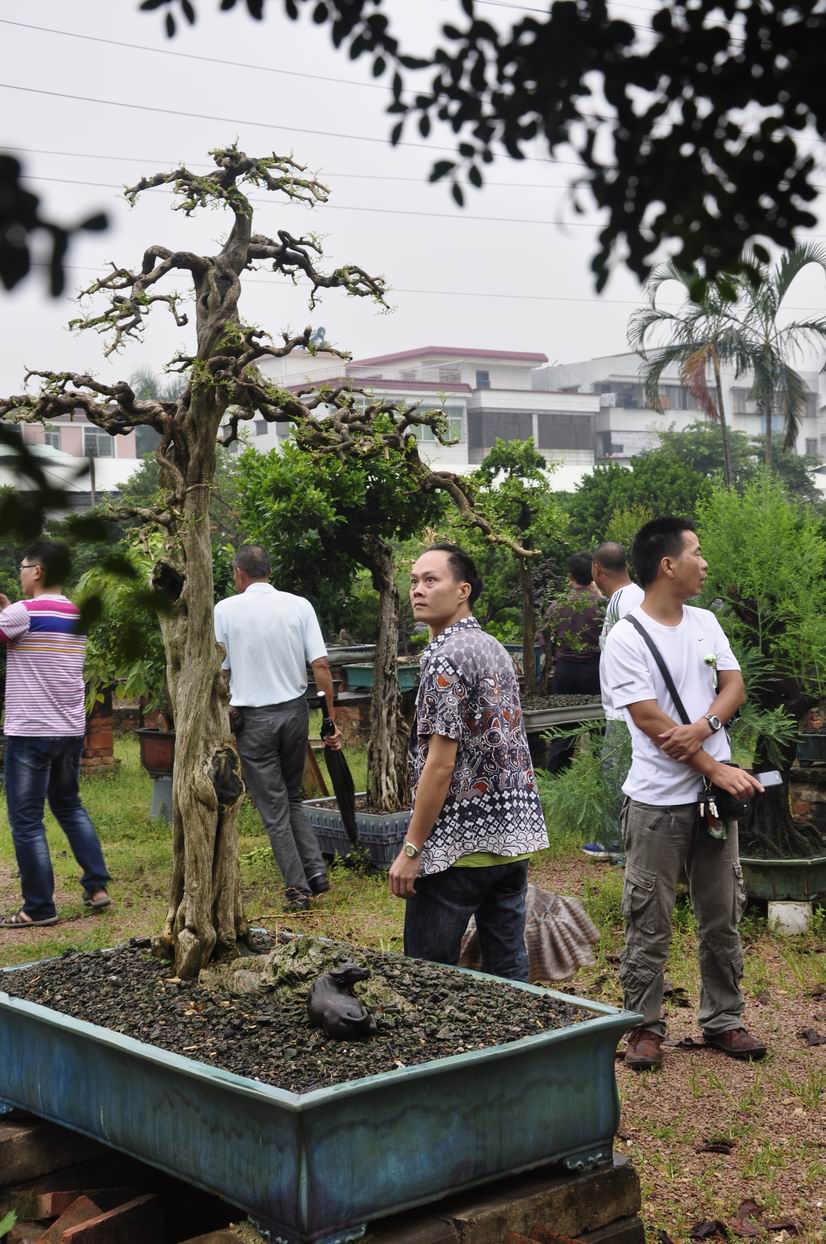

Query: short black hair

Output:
[425, 543, 483, 605]
[592, 541, 628, 574]
[23, 540, 70, 587]
[568, 551, 594, 587]
[234, 544, 271, 579]
[632, 517, 696, 588]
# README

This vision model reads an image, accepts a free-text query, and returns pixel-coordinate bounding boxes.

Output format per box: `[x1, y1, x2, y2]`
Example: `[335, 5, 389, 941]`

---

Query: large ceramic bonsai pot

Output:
[0, 962, 639, 1244]
[740, 853, 826, 902]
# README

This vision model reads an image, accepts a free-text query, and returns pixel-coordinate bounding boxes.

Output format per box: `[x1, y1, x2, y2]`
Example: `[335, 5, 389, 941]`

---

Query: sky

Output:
[3, 0, 826, 397]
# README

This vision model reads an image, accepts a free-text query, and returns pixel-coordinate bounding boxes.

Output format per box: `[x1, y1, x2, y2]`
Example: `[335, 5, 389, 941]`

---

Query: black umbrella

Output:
[317, 692, 359, 846]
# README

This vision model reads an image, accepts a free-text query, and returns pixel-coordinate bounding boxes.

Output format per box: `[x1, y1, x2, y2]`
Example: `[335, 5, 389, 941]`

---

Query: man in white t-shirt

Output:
[214, 545, 341, 912]
[602, 518, 765, 1071]
[586, 542, 646, 861]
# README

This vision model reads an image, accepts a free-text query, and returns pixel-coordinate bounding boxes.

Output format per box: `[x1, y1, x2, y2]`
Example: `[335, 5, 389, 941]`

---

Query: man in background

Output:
[214, 544, 341, 913]
[583, 541, 645, 862]
[544, 551, 605, 774]
[0, 541, 111, 928]
[389, 543, 548, 980]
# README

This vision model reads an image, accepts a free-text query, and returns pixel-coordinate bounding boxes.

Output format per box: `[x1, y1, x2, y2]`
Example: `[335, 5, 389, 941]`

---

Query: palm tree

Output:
[628, 263, 747, 488]
[736, 244, 826, 466]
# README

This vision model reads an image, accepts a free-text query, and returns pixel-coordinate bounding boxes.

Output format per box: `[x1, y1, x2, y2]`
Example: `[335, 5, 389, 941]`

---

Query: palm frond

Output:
[680, 346, 718, 421]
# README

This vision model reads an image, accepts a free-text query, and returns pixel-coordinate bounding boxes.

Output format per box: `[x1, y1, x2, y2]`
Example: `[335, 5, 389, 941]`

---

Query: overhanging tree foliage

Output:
[146, 0, 824, 287]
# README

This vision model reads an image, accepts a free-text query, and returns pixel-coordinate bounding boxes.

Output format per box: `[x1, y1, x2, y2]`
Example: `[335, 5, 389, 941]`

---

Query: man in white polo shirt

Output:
[602, 517, 765, 1071]
[214, 545, 341, 912]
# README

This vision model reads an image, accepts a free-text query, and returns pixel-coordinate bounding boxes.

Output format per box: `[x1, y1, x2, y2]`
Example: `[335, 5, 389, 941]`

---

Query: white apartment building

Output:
[536, 351, 823, 465]
[256, 344, 600, 489]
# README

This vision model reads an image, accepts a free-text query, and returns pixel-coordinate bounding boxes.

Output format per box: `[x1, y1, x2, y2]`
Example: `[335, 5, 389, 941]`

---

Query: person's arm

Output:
[310, 657, 342, 750]
[0, 600, 30, 645]
[389, 733, 459, 898]
[627, 698, 763, 797]
[657, 669, 746, 760]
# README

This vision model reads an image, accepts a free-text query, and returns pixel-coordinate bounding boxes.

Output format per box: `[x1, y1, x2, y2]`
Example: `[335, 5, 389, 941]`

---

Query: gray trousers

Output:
[620, 798, 747, 1037]
[236, 697, 325, 891]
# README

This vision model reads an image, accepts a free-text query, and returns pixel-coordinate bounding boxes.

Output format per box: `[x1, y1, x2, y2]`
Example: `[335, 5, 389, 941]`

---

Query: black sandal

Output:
[0, 909, 59, 928]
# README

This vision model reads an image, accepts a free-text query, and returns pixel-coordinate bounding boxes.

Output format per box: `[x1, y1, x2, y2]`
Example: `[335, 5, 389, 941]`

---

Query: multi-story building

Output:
[257, 344, 600, 488]
[536, 351, 822, 465]
[11, 413, 146, 507]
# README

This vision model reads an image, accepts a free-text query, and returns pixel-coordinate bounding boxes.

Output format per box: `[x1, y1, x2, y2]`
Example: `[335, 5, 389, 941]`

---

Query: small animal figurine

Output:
[308, 961, 378, 1041]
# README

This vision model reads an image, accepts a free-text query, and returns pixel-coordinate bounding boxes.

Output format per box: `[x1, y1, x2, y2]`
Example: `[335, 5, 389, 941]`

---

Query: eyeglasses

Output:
[19, 563, 37, 570]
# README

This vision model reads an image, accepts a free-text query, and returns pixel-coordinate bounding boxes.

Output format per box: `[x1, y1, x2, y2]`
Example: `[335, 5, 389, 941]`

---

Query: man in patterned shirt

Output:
[389, 543, 548, 980]
[0, 541, 111, 928]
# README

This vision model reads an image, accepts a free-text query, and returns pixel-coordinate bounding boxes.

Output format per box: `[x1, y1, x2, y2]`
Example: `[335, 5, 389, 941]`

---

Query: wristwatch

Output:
[403, 840, 421, 859]
[705, 714, 723, 733]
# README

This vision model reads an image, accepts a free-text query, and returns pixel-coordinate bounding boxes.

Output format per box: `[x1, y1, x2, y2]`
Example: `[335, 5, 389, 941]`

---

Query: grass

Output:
[1, 736, 825, 1242]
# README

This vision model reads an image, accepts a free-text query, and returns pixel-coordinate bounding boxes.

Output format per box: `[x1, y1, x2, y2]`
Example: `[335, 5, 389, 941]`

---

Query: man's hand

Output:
[658, 720, 709, 761]
[0, 593, 11, 611]
[322, 724, 343, 751]
[711, 763, 764, 798]
[389, 850, 421, 898]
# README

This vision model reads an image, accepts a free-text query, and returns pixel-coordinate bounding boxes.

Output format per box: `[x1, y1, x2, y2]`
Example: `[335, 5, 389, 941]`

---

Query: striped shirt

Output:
[0, 595, 87, 736]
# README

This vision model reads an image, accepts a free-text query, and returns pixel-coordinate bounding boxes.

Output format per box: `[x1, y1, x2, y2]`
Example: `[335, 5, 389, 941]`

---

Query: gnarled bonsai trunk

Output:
[154, 472, 246, 977]
[365, 537, 409, 812]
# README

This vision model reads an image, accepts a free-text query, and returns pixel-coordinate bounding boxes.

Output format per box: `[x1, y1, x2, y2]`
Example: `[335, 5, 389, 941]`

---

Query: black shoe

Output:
[307, 872, 330, 896]
[283, 886, 311, 913]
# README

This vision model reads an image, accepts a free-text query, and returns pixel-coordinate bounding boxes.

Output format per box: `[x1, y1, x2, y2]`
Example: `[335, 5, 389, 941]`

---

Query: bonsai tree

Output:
[0, 145, 402, 977]
[472, 440, 570, 695]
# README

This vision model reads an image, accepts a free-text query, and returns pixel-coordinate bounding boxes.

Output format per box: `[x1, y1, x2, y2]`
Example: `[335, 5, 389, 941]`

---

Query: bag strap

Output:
[625, 615, 692, 726]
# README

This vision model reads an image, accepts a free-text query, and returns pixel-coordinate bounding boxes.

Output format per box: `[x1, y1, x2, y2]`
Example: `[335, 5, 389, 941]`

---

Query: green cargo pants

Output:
[620, 798, 747, 1037]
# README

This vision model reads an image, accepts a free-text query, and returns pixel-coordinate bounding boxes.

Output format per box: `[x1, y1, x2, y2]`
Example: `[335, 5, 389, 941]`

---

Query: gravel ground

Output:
[2, 938, 587, 1094]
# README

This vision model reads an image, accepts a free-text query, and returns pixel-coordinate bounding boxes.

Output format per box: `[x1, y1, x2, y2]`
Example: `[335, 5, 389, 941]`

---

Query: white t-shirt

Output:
[599, 581, 646, 719]
[213, 583, 327, 707]
[601, 604, 740, 805]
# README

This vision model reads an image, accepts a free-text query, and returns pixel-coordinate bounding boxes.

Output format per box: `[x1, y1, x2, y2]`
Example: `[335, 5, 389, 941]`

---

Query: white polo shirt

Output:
[213, 583, 327, 707]
[602, 604, 740, 805]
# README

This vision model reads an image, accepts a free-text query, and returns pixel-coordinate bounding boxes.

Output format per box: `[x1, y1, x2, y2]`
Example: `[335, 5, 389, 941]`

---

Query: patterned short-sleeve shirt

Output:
[410, 616, 549, 876]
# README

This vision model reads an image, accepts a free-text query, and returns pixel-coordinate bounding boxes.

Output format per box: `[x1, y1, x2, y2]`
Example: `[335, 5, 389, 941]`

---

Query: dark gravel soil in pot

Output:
[2, 936, 590, 1094]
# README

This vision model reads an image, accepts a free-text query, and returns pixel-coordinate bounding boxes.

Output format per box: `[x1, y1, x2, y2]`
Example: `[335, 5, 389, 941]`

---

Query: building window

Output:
[805, 438, 818, 456]
[45, 425, 60, 449]
[438, 366, 461, 383]
[417, 405, 464, 443]
[475, 369, 491, 390]
[255, 420, 269, 436]
[83, 428, 114, 458]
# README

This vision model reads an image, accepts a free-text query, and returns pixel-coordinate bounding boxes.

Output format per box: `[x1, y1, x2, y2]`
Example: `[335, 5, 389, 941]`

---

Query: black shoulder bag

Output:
[625, 615, 751, 835]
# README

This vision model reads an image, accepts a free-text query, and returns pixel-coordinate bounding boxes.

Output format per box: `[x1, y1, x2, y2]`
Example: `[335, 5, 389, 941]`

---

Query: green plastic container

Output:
[740, 854, 826, 902]
[343, 664, 420, 692]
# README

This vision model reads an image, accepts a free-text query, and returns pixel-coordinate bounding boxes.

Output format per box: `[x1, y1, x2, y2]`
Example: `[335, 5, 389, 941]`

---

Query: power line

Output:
[19, 172, 605, 229]
[0, 18, 390, 92]
[28, 261, 826, 314]
[2, 143, 587, 181]
[12, 147, 826, 196]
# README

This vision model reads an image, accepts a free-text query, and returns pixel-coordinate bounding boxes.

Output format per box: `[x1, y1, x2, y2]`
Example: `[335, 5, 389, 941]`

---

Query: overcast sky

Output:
[3, 0, 826, 396]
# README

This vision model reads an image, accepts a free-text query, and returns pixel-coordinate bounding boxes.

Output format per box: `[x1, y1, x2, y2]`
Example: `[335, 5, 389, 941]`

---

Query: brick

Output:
[439, 1158, 641, 1244]
[59, 1193, 162, 1243]
[0, 1122, 106, 1188]
[23, 1188, 143, 1220]
[367, 1215, 459, 1243]
[39, 1195, 102, 1243]
[2, 1153, 150, 1220]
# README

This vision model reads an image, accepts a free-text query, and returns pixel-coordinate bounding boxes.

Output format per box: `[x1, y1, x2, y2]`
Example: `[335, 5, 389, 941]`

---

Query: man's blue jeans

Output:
[404, 860, 530, 981]
[4, 736, 111, 921]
